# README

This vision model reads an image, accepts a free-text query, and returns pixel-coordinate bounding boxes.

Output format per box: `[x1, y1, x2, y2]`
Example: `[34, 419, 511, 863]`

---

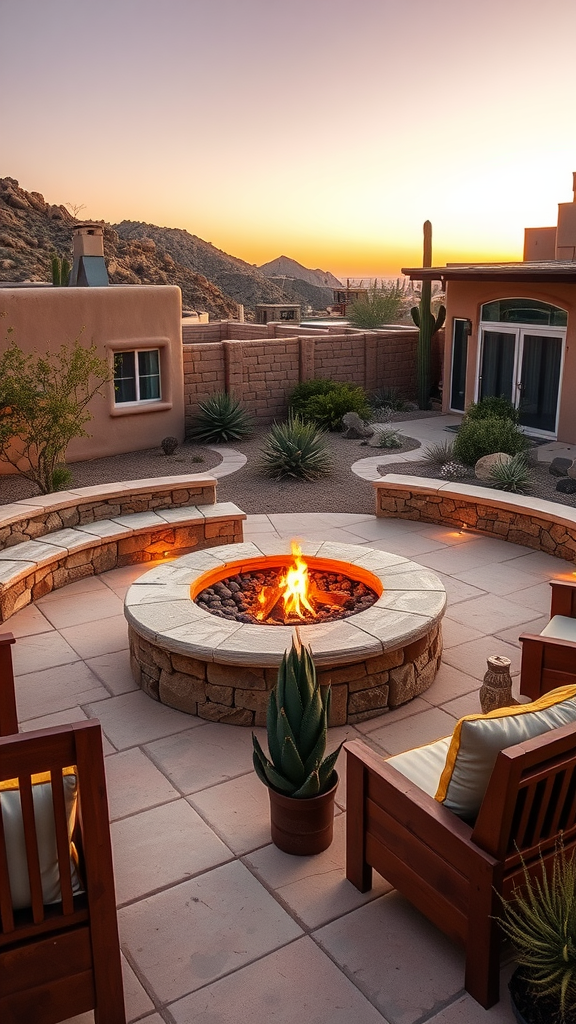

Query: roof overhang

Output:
[401, 261, 576, 285]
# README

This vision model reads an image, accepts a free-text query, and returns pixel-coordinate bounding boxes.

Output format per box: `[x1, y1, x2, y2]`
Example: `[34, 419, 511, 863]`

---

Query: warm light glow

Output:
[4, 2, 576, 281]
[279, 542, 316, 621]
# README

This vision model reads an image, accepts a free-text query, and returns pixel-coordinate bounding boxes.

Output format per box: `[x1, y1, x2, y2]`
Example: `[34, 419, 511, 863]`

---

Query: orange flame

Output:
[279, 541, 316, 620]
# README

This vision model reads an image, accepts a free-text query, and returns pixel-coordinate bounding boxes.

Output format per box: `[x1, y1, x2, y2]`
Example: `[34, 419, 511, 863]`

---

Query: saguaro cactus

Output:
[411, 221, 446, 409]
[51, 254, 71, 287]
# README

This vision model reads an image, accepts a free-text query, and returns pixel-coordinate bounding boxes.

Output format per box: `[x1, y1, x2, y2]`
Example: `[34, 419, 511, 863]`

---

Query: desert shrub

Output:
[305, 385, 371, 431]
[421, 439, 455, 466]
[0, 333, 110, 494]
[347, 282, 408, 329]
[465, 395, 519, 424]
[453, 415, 529, 466]
[375, 427, 403, 449]
[489, 453, 531, 493]
[440, 461, 468, 480]
[289, 379, 339, 416]
[260, 416, 333, 480]
[188, 392, 253, 443]
[370, 386, 411, 413]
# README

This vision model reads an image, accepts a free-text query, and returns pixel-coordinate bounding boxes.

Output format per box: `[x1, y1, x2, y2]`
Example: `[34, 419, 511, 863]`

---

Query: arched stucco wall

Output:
[443, 280, 576, 442]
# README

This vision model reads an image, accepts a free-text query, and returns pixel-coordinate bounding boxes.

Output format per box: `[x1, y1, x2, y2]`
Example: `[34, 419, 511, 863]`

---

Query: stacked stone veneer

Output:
[375, 475, 576, 562]
[0, 478, 245, 622]
[129, 621, 443, 727]
[182, 326, 440, 429]
[125, 541, 446, 727]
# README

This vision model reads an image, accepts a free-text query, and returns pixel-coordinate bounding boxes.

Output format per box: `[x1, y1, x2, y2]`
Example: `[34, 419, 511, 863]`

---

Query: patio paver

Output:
[5, 508, 558, 1022]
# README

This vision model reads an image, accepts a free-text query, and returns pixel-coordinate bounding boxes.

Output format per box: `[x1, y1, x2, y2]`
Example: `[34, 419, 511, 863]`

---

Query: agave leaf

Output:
[283, 651, 304, 733]
[266, 689, 283, 768]
[280, 733, 306, 786]
[302, 718, 327, 776]
[299, 686, 324, 761]
[252, 736, 294, 793]
[292, 769, 321, 799]
[318, 744, 343, 791]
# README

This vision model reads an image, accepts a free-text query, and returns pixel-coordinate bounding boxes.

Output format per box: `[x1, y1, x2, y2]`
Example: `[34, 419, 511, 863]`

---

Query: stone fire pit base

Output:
[125, 540, 446, 727]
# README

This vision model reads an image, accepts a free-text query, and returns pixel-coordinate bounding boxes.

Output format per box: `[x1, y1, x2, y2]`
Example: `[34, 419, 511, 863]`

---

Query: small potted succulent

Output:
[252, 629, 342, 855]
[499, 843, 576, 1024]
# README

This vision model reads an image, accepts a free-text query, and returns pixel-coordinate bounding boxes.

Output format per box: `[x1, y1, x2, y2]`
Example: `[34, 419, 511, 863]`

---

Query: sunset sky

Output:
[2, 0, 576, 279]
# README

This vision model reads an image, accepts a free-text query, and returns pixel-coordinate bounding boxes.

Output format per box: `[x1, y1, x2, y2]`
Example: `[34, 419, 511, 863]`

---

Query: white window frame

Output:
[113, 348, 161, 406]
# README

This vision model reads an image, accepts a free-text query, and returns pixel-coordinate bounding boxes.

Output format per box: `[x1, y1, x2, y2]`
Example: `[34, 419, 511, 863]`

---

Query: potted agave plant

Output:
[252, 629, 342, 855]
[499, 843, 576, 1024]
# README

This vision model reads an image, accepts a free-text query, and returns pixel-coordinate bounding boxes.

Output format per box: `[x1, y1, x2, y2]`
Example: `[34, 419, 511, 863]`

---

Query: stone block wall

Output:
[182, 326, 435, 430]
[375, 477, 576, 562]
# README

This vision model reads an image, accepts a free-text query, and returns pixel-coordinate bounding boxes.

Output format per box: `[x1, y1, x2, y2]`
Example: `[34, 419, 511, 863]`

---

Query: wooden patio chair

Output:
[519, 579, 576, 700]
[0, 632, 126, 1023]
[345, 689, 576, 1008]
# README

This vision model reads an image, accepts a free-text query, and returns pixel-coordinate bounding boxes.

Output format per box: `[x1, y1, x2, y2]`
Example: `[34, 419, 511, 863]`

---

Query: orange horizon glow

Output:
[3, 0, 576, 283]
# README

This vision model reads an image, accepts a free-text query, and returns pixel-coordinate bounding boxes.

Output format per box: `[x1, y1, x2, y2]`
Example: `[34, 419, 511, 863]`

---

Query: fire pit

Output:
[194, 542, 379, 626]
[125, 539, 446, 726]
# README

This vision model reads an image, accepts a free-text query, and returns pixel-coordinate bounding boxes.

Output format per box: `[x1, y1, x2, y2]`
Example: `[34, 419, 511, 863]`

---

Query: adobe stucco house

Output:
[402, 174, 576, 443]
[0, 281, 184, 474]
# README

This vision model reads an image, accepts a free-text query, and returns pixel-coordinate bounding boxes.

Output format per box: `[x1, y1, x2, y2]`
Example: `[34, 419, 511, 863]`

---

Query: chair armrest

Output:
[345, 739, 497, 875]
[0, 633, 18, 736]
[519, 631, 576, 699]
[550, 579, 576, 618]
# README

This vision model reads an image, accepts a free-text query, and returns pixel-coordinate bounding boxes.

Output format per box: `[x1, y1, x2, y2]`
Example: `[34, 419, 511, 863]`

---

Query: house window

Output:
[481, 299, 567, 327]
[114, 350, 161, 404]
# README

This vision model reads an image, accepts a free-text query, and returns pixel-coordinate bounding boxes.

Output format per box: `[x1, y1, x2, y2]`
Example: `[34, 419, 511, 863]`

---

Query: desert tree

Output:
[0, 329, 111, 494]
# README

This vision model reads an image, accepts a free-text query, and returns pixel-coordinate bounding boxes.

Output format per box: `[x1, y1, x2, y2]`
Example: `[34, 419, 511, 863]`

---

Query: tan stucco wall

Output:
[0, 285, 184, 473]
[443, 280, 576, 443]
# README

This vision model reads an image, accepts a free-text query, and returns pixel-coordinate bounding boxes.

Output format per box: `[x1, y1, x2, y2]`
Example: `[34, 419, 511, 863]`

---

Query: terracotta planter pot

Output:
[508, 969, 569, 1024]
[268, 773, 338, 856]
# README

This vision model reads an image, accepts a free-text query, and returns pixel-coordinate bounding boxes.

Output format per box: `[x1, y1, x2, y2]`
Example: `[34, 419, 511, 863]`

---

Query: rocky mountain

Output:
[113, 221, 289, 311]
[0, 178, 239, 318]
[259, 255, 342, 289]
[0, 178, 339, 318]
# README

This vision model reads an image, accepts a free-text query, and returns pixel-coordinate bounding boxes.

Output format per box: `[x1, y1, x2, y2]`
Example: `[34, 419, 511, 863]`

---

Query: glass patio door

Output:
[516, 333, 562, 433]
[478, 328, 564, 436]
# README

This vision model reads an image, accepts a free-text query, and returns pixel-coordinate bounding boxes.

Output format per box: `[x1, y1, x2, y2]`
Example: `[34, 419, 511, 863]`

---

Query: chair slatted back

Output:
[472, 721, 576, 861]
[0, 726, 88, 939]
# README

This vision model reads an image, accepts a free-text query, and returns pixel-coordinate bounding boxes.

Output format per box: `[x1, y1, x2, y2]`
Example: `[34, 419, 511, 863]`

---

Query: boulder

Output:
[567, 460, 576, 480]
[475, 452, 512, 481]
[556, 477, 576, 494]
[342, 412, 374, 439]
[549, 457, 573, 477]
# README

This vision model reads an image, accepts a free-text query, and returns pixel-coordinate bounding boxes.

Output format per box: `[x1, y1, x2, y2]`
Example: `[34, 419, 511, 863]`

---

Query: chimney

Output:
[69, 223, 109, 286]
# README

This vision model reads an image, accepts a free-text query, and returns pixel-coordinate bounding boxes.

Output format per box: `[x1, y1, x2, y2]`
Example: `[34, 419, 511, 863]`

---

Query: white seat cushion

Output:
[387, 736, 451, 798]
[1, 770, 83, 910]
[541, 615, 576, 642]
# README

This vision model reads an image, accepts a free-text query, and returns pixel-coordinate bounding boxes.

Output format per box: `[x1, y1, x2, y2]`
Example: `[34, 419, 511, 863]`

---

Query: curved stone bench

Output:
[0, 476, 246, 622]
[374, 474, 576, 562]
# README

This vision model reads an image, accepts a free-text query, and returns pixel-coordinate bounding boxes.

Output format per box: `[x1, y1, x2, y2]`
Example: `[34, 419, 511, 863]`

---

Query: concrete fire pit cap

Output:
[124, 540, 447, 667]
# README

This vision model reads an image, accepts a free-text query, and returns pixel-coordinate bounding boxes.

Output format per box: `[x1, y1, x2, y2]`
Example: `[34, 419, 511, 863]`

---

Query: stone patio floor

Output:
[8, 508, 573, 1024]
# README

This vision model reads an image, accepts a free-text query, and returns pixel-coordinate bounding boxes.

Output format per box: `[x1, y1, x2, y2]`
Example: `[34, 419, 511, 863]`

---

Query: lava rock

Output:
[549, 457, 573, 477]
[556, 477, 576, 494]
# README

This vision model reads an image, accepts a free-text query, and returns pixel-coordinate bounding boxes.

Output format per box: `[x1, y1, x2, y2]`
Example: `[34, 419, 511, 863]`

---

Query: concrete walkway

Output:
[352, 412, 576, 481]
[7, 510, 569, 1023]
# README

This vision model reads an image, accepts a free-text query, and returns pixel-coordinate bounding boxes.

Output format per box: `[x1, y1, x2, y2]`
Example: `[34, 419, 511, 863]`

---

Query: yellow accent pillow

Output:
[0, 767, 83, 910]
[435, 685, 576, 820]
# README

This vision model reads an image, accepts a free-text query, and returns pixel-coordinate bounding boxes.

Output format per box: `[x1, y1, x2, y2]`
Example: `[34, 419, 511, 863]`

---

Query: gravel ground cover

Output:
[0, 411, 574, 514]
[380, 456, 576, 510]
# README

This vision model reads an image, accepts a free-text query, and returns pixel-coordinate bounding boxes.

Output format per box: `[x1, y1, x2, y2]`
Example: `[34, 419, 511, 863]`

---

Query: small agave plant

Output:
[252, 631, 342, 798]
[188, 392, 253, 443]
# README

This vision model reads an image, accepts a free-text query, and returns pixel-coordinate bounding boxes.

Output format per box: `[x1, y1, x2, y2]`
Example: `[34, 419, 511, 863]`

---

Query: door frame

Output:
[475, 321, 566, 438]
